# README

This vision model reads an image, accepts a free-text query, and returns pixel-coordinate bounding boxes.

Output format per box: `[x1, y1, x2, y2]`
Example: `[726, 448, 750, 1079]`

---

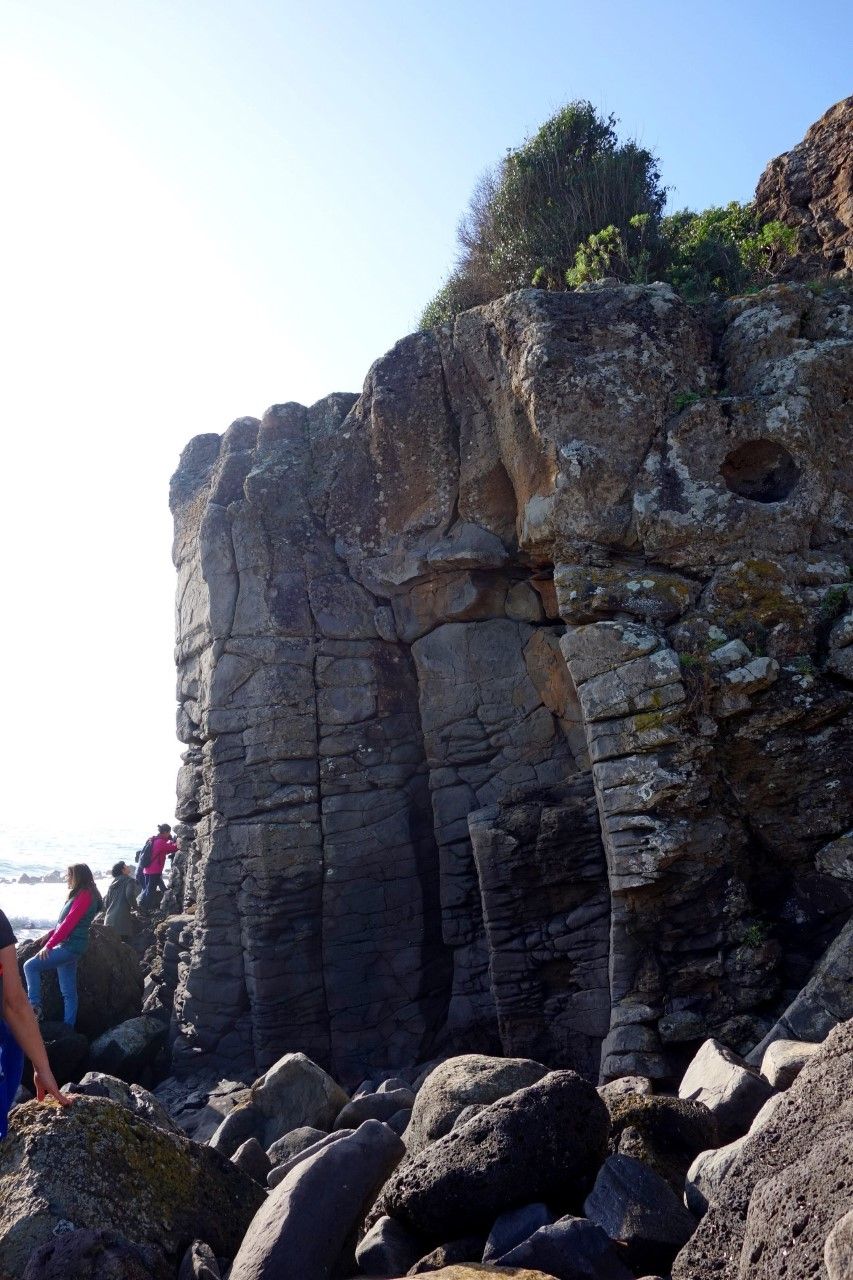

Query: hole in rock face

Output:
[720, 439, 800, 503]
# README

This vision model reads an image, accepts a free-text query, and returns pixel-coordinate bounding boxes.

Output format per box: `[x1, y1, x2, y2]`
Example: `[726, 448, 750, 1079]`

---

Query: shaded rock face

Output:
[754, 96, 853, 276]
[170, 281, 853, 1084]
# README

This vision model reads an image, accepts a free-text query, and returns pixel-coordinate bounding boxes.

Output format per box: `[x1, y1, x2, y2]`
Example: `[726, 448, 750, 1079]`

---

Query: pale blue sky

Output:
[0, 0, 849, 830]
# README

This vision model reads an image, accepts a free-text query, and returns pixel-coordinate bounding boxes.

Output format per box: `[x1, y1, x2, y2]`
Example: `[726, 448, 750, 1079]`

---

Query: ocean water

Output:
[0, 822, 146, 939]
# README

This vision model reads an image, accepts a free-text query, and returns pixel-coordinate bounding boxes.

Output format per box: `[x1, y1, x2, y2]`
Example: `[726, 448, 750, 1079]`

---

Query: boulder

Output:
[229, 1119, 404, 1280]
[673, 1017, 853, 1279]
[355, 1215, 425, 1278]
[88, 1015, 169, 1082]
[825, 1208, 853, 1280]
[678, 1038, 775, 1140]
[596, 1077, 652, 1106]
[16, 925, 143, 1038]
[67, 1073, 180, 1134]
[0, 1096, 264, 1278]
[33, 1021, 90, 1086]
[410, 1238, 488, 1273]
[20, 1228, 172, 1280]
[154, 1073, 251, 1143]
[583, 1155, 696, 1273]
[483, 1205, 554, 1263]
[267, 1128, 354, 1188]
[605, 1094, 718, 1192]
[209, 1053, 349, 1157]
[759, 1036, 822, 1089]
[334, 1088, 416, 1130]
[391, 1270, 564, 1279]
[405, 1056, 549, 1155]
[232, 1137, 271, 1184]
[379, 1071, 609, 1240]
[684, 1138, 746, 1217]
[266, 1125, 327, 1165]
[495, 1216, 633, 1280]
[178, 1240, 222, 1280]
[387, 1108, 413, 1135]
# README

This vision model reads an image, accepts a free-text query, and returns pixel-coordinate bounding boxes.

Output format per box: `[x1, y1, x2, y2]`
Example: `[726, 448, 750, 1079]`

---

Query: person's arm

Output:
[126, 878, 139, 906]
[166, 838, 178, 857]
[1, 945, 70, 1106]
[42, 890, 92, 953]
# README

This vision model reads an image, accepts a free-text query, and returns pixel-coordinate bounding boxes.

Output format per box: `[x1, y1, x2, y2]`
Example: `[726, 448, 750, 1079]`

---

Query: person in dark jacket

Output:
[23, 864, 102, 1027]
[102, 862, 139, 939]
[1, 905, 69, 1138]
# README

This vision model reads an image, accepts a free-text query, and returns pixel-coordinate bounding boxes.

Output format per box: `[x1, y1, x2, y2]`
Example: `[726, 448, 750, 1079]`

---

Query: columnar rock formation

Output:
[170, 280, 853, 1085]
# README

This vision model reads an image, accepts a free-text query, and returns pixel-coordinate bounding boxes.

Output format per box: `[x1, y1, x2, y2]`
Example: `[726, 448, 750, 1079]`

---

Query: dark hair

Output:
[158, 823, 172, 834]
[66, 863, 103, 910]
[111, 861, 126, 878]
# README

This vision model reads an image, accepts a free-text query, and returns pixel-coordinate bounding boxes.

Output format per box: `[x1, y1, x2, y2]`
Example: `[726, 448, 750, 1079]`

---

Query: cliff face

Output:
[170, 281, 853, 1086]
[754, 95, 853, 276]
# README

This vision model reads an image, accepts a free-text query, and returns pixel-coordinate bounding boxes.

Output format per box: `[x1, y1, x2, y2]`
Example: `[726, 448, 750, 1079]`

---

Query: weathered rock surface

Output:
[759, 1036, 822, 1088]
[68, 1072, 181, 1134]
[604, 1093, 717, 1191]
[583, 1155, 696, 1273]
[88, 1015, 168, 1081]
[483, 1205, 555, 1264]
[169, 269, 853, 1084]
[229, 1119, 404, 1280]
[379, 1071, 608, 1240]
[208, 1050, 348, 1155]
[678, 1039, 775, 1140]
[356, 1215, 425, 1278]
[495, 1216, 633, 1280]
[405, 1055, 549, 1155]
[17, 926, 143, 1039]
[754, 95, 853, 275]
[0, 1097, 263, 1278]
[673, 1017, 853, 1279]
[20, 1228, 172, 1280]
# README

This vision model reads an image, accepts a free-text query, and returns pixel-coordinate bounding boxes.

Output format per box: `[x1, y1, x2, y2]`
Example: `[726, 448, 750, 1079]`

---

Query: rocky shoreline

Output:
[1, 926, 850, 1280]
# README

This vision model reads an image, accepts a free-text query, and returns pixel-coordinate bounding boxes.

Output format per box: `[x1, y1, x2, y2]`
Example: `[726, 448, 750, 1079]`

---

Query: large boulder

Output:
[355, 1215, 425, 1278]
[380, 1071, 609, 1240]
[495, 1216, 633, 1280]
[673, 1017, 853, 1279]
[483, 1205, 554, 1264]
[31, 1021, 90, 1086]
[759, 1037, 822, 1089]
[583, 1155, 696, 1274]
[17, 925, 142, 1039]
[334, 1088, 416, 1130]
[209, 1052, 348, 1156]
[229, 1119, 404, 1280]
[678, 1038, 775, 1140]
[405, 1056, 549, 1155]
[605, 1094, 718, 1192]
[20, 1228, 172, 1280]
[0, 1096, 263, 1278]
[88, 1015, 169, 1082]
[67, 1072, 180, 1134]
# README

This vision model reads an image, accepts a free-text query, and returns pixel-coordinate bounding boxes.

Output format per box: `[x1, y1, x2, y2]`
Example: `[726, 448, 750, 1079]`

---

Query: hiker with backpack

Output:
[138, 824, 178, 912]
[102, 861, 140, 938]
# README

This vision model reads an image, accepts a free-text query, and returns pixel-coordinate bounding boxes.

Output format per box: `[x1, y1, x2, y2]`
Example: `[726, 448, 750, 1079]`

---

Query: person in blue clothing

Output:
[0, 906, 69, 1140]
[23, 864, 102, 1027]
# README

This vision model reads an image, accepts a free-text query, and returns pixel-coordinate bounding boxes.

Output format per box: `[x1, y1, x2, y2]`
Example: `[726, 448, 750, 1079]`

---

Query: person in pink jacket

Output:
[139, 824, 178, 911]
[23, 864, 103, 1026]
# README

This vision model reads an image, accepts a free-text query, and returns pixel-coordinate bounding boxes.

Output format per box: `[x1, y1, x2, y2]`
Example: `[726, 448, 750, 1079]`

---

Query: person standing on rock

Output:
[139, 824, 178, 912]
[1, 905, 70, 1138]
[23, 864, 102, 1027]
[102, 861, 139, 939]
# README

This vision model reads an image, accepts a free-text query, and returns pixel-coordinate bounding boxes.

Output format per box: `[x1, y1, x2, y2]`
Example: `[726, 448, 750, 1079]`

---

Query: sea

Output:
[0, 822, 147, 940]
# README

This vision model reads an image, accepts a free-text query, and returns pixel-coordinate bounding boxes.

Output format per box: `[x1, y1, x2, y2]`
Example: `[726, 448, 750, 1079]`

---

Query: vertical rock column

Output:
[560, 620, 735, 1080]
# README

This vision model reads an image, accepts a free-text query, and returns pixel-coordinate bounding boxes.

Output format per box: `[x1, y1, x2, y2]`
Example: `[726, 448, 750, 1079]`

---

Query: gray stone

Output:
[759, 1037, 822, 1089]
[88, 1016, 168, 1082]
[496, 1216, 634, 1280]
[231, 1137, 271, 1185]
[267, 1128, 354, 1188]
[67, 1073, 180, 1135]
[482, 1203, 554, 1263]
[405, 1055, 549, 1155]
[408, 1238, 486, 1273]
[379, 1071, 608, 1240]
[355, 1215, 424, 1278]
[266, 1125, 326, 1166]
[20, 1228, 172, 1280]
[583, 1155, 696, 1273]
[678, 1038, 775, 1140]
[825, 1208, 853, 1280]
[333, 1088, 416, 1130]
[178, 1240, 222, 1280]
[229, 1119, 405, 1280]
[596, 1077, 653, 1106]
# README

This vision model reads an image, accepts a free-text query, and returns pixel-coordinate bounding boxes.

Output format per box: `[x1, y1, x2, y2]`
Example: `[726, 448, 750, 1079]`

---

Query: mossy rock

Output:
[605, 1093, 719, 1192]
[0, 1096, 264, 1278]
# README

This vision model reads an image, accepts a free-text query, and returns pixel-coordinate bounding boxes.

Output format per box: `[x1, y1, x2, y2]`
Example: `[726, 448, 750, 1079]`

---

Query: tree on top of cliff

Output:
[420, 101, 665, 327]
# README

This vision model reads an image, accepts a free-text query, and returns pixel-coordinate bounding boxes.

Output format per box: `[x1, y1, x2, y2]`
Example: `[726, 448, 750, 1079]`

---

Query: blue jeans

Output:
[23, 945, 80, 1026]
[0, 1021, 24, 1140]
[140, 872, 163, 908]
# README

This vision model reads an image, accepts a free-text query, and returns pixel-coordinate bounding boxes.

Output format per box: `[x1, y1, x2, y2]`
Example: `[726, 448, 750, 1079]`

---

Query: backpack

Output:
[137, 838, 155, 870]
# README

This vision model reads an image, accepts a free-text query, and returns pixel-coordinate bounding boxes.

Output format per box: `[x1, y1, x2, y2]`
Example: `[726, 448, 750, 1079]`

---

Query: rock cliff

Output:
[170, 279, 853, 1086]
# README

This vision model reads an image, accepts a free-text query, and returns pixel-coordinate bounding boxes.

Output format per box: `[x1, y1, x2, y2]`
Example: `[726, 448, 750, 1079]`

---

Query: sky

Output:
[0, 0, 850, 834]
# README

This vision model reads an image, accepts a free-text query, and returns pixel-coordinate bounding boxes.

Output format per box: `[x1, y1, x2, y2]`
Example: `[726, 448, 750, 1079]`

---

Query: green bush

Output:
[660, 203, 796, 298]
[419, 102, 664, 328]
